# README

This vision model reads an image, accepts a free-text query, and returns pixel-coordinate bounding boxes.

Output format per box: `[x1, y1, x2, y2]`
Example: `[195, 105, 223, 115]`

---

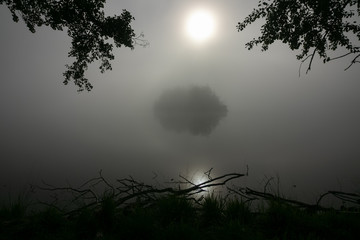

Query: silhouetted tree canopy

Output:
[154, 86, 228, 136]
[1, 0, 147, 91]
[238, 0, 360, 73]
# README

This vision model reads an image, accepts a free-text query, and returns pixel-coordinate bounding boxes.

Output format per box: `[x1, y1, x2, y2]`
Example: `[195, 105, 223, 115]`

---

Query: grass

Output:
[1, 171, 359, 240]
[1, 192, 359, 240]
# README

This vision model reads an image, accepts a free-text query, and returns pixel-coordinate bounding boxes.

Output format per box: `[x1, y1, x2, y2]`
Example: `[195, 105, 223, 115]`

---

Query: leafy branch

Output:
[238, 0, 360, 73]
[1, 0, 148, 91]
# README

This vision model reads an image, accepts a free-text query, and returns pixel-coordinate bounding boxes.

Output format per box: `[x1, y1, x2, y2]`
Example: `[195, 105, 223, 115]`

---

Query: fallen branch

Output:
[35, 170, 246, 217]
[317, 190, 360, 206]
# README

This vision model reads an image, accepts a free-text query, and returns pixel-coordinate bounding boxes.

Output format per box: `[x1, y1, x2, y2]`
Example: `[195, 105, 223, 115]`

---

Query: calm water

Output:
[2, 83, 360, 205]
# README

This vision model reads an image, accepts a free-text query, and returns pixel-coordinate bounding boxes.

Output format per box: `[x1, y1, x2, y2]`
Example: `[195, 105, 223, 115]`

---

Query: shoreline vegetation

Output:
[1, 170, 359, 239]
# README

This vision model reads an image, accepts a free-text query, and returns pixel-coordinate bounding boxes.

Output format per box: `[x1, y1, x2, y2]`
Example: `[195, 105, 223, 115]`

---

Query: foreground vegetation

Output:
[1, 171, 359, 240]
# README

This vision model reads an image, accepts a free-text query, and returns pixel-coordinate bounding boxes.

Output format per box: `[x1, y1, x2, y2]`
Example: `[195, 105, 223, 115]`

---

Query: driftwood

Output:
[227, 186, 360, 213]
[34, 170, 246, 217]
[232, 187, 329, 212]
[317, 191, 360, 207]
[34, 169, 360, 217]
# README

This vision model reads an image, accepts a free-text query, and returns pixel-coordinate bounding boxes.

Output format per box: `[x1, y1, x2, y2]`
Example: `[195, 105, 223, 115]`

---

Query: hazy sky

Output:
[1, 0, 360, 202]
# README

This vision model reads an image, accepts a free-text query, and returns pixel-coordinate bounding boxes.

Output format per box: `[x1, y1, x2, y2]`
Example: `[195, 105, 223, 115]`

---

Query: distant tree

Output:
[237, 0, 360, 74]
[1, 0, 148, 91]
[154, 86, 228, 136]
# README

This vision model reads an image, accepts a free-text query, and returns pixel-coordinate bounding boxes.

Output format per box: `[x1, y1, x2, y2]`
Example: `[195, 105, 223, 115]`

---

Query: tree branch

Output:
[299, 54, 313, 77]
[344, 53, 360, 70]
[35, 171, 246, 217]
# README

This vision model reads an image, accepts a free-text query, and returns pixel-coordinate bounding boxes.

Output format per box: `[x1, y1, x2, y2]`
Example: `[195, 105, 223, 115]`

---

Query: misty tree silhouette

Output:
[154, 86, 228, 136]
[238, 0, 360, 73]
[1, 0, 148, 91]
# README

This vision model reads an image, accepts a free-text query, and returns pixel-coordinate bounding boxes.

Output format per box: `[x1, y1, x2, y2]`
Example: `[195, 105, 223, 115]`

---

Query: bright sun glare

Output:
[186, 10, 215, 43]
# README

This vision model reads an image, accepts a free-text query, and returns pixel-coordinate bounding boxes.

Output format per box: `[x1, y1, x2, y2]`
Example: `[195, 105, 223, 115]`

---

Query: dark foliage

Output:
[1, 0, 146, 91]
[238, 0, 360, 73]
[1, 171, 360, 239]
[155, 195, 196, 226]
[154, 86, 228, 136]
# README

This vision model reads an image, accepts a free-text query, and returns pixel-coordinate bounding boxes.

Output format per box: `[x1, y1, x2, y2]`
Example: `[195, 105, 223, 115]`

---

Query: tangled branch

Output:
[34, 169, 359, 217]
[35, 170, 246, 217]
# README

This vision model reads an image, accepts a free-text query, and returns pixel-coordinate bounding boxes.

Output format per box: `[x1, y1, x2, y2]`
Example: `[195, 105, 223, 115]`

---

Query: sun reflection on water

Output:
[183, 167, 217, 197]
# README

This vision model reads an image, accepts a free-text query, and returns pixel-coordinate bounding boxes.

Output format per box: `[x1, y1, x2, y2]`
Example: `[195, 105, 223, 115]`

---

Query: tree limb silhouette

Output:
[35, 170, 246, 217]
[238, 0, 360, 73]
[1, 0, 148, 91]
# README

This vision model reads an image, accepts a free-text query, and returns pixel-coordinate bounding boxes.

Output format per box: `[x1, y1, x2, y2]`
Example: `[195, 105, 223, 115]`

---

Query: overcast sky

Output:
[1, 0, 360, 202]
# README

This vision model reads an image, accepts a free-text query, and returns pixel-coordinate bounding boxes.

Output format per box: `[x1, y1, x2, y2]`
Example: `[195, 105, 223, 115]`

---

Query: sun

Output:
[186, 10, 215, 43]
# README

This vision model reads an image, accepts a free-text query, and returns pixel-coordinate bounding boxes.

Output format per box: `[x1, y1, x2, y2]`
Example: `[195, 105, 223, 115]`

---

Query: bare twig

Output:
[204, 168, 213, 180]
[245, 187, 329, 211]
[306, 48, 317, 74]
[132, 32, 149, 47]
[317, 191, 360, 206]
[263, 176, 274, 194]
[344, 53, 360, 70]
[34, 170, 360, 218]
[226, 186, 256, 202]
[35, 171, 246, 217]
[328, 51, 354, 62]
[299, 54, 312, 77]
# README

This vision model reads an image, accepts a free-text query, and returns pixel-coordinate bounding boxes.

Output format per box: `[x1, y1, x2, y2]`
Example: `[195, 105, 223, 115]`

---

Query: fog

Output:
[1, 0, 360, 203]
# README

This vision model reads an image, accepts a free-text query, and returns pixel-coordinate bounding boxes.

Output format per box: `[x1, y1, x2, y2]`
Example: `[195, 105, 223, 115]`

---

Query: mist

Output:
[1, 0, 360, 205]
